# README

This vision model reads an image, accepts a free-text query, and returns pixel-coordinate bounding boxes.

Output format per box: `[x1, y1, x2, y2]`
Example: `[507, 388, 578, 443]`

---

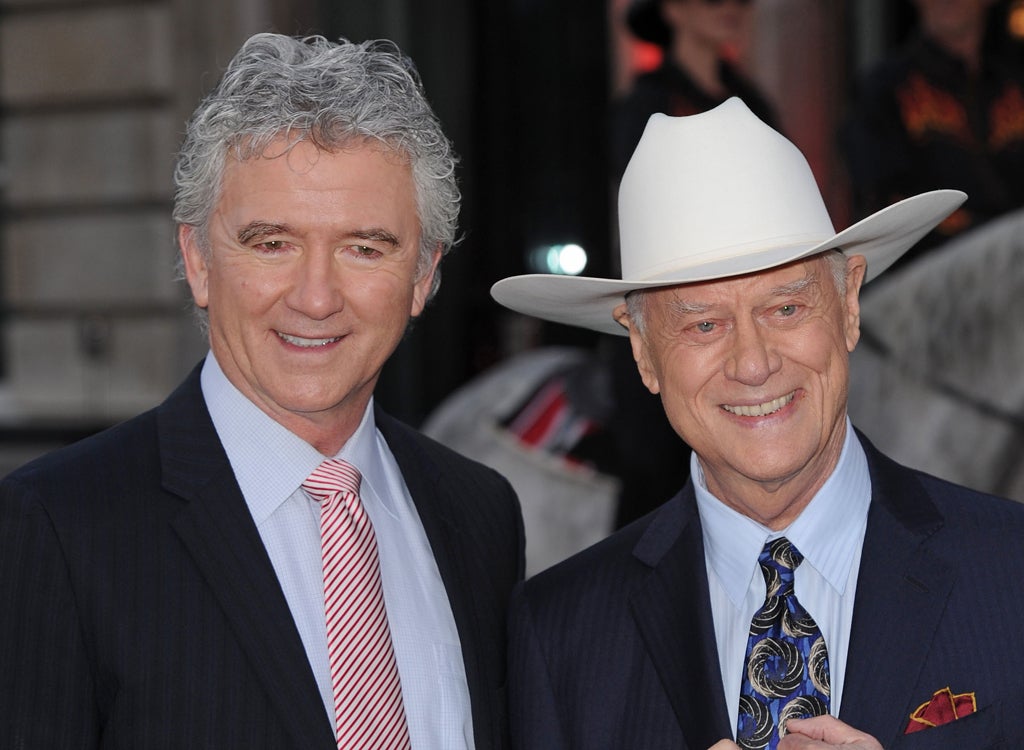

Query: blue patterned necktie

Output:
[736, 537, 831, 749]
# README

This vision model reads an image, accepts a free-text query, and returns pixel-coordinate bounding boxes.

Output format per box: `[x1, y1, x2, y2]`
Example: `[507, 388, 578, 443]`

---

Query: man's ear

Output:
[410, 246, 442, 318]
[614, 303, 661, 395]
[843, 254, 868, 353]
[179, 225, 210, 309]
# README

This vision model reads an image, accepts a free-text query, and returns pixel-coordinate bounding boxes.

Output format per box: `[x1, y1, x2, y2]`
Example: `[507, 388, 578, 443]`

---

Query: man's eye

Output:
[255, 240, 287, 252]
[350, 245, 383, 258]
[696, 321, 715, 333]
[779, 304, 798, 316]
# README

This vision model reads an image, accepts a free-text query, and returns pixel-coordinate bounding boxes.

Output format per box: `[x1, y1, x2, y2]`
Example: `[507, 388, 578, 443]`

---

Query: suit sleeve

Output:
[507, 584, 568, 750]
[0, 476, 100, 747]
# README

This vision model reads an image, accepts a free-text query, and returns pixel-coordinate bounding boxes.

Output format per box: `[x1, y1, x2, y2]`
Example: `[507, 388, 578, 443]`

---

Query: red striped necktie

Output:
[303, 459, 411, 749]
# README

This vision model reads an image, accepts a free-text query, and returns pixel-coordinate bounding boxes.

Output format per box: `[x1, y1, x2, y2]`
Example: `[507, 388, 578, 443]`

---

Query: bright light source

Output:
[528, 243, 588, 276]
[558, 244, 587, 275]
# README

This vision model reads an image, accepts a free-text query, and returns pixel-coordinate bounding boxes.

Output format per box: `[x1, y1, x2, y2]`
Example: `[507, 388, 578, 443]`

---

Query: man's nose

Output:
[285, 250, 344, 320]
[724, 319, 780, 385]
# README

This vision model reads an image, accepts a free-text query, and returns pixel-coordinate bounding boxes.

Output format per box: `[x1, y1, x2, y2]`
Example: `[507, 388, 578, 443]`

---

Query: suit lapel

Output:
[159, 367, 335, 750]
[839, 439, 953, 747]
[629, 487, 733, 749]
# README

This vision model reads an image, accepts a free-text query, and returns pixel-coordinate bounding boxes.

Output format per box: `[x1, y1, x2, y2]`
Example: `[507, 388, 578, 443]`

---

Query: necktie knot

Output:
[303, 459, 362, 509]
[758, 537, 802, 598]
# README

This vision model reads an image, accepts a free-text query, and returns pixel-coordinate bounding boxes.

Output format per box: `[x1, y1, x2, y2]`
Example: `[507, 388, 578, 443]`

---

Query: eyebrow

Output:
[667, 298, 712, 316]
[768, 275, 817, 297]
[237, 221, 289, 244]
[235, 222, 401, 247]
[351, 228, 401, 246]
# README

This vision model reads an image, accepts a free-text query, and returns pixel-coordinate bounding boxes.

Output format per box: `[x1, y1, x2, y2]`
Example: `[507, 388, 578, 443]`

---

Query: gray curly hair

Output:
[173, 33, 460, 303]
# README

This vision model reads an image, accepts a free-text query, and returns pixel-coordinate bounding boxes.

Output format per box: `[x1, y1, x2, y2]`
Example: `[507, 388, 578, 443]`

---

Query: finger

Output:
[783, 715, 883, 749]
[785, 715, 836, 740]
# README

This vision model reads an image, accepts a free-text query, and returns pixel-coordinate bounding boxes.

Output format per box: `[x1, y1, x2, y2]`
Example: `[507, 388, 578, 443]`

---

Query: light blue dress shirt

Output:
[694, 418, 871, 733]
[201, 353, 474, 748]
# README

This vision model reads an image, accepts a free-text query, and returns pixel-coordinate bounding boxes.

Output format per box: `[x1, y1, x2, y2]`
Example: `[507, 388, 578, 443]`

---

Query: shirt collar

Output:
[200, 351, 382, 524]
[333, 397, 398, 516]
[695, 417, 871, 607]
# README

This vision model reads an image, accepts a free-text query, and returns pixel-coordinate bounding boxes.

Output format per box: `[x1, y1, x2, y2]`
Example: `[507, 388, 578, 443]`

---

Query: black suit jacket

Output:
[509, 434, 1024, 749]
[0, 364, 524, 749]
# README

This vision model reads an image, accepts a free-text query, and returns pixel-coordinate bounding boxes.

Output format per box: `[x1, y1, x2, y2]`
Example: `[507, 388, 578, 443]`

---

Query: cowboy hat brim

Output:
[490, 189, 966, 337]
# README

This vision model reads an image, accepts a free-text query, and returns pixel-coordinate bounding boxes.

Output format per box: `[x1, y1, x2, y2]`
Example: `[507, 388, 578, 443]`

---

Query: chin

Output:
[736, 451, 812, 483]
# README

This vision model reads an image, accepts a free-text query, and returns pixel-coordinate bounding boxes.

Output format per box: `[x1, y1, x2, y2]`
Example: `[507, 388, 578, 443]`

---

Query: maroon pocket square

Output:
[905, 687, 977, 734]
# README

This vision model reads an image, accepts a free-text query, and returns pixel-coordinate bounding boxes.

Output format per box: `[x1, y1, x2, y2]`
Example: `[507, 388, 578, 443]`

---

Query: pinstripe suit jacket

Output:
[509, 434, 1024, 749]
[0, 363, 524, 749]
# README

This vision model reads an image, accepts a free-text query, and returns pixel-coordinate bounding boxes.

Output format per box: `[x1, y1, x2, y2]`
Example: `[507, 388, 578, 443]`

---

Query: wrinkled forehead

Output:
[651, 254, 833, 309]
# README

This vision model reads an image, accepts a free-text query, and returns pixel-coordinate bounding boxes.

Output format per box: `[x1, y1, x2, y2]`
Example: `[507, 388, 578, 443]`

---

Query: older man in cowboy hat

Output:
[492, 98, 1024, 749]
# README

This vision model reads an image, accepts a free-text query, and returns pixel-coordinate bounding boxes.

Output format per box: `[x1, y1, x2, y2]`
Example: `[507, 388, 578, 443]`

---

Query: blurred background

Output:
[2, 1, 1023, 566]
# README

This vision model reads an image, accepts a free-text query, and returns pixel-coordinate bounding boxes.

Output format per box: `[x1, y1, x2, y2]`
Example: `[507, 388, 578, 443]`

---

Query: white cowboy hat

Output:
[491, 97, 966, 336]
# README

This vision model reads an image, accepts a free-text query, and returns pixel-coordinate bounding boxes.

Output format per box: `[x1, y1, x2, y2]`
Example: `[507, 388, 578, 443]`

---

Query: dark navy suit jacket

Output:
[509, 434, 1024, 749]
[0, 363, 524, 749]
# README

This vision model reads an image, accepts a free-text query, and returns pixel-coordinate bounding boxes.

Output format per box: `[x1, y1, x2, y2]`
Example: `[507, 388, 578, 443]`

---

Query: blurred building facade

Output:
[0, 0, 247, 471]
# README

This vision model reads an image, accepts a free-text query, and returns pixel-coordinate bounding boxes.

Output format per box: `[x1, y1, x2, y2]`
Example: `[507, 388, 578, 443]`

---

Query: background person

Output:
[841, 0, 1024, 267]
[612, 0, 778, 179]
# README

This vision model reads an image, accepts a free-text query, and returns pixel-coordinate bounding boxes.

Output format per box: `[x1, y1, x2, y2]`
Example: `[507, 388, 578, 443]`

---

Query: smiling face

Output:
[180, 137, 438, 454]
[616, 253, 867, 529]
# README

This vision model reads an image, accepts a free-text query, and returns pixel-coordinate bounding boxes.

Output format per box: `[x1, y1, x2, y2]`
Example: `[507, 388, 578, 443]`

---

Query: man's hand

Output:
[779, 716, 883, 749]
[705, 715, 883, 750]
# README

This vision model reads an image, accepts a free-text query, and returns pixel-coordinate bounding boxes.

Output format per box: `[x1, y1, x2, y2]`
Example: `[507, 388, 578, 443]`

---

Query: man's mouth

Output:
[277, 332, 342, 348]
[721, 392, 795, 417]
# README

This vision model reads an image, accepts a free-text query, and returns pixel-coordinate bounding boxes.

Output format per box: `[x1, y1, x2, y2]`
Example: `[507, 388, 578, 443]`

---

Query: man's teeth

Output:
[278, 332, 341, 348]
[722, 392, 794, 417]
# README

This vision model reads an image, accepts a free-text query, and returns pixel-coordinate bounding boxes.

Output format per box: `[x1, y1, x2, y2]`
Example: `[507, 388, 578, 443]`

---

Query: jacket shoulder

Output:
[376, 408, 519, 495]
[3, 407, 160, 489]
[519, 494, 681, 614]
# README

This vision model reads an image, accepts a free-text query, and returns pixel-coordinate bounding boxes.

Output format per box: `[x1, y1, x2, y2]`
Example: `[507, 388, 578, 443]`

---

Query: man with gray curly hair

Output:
[0, 33, 523, 750]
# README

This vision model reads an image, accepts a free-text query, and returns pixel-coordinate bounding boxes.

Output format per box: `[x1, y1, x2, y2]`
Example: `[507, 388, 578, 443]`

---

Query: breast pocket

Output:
[891, 702, 1002, 749]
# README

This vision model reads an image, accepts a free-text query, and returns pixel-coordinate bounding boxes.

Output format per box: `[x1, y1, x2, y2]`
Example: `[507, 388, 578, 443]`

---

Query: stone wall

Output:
[0, 0, 271, 470]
